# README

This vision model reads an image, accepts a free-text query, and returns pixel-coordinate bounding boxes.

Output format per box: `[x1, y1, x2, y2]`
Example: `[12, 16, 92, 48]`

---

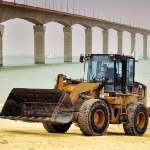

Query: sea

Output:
[0, 56, 150, 107]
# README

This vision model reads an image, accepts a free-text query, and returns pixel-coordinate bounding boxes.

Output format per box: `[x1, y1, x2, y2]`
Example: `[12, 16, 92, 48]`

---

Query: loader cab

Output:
[87, 54, 135, 94]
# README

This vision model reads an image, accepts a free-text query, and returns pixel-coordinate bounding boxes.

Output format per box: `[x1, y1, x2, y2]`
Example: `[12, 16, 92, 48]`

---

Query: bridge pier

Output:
[131, 33, 136, 56]
[103, 30, 109, 54]
[0, 24, 4, 66]
[63, 27, 72, 62]
[33, 25, 46, 64]
[117, 31, 123, 54]
[143, 35, 147, 59]
[85, 28, 92, 54]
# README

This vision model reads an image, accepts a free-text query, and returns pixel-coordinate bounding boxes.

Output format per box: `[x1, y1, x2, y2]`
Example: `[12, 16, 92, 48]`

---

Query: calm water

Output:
[0, 56, 150, 106]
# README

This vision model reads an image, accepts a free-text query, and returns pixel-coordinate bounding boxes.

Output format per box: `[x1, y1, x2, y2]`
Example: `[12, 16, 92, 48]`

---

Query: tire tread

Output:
[78, 99, 109, 136]
[123, 102, 149, 136]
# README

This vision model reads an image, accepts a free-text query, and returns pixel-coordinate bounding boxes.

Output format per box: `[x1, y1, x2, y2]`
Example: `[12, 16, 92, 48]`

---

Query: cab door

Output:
[125, 58, 135, 93]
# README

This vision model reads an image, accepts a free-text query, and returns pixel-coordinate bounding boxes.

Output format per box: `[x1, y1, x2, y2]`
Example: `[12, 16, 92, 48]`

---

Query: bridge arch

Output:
[109, 27, 123, 32]
[97, 25, 108, 30]
[71, 23, 90, 28]
[55, 21, 69, 27]
[2, 18, 34, 65]
[108, 29, 118, 53]
[72, 24, 85, 56]
[20, 18, 42, 25]
[92, 27, 103, 53]
[1, 15, 43, 25]
[45, 22, 64, 57]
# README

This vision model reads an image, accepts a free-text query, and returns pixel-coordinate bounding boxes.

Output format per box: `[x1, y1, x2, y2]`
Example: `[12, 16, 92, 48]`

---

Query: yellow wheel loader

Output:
[1, 54, 150, 136]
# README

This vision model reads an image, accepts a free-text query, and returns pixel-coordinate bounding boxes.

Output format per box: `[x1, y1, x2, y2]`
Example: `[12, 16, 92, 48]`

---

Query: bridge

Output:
[0, 0, 150, 66]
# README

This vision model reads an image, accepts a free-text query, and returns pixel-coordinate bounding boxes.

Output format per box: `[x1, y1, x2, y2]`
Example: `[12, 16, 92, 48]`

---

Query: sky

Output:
[1, 0, 150, 57]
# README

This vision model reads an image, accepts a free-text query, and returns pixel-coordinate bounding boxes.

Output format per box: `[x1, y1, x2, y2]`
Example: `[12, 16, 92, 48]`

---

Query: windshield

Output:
[87, 55, 114, 83]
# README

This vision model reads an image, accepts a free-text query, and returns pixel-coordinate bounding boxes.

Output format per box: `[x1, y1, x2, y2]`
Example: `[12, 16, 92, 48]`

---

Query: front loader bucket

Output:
[0, 88, 74, 124]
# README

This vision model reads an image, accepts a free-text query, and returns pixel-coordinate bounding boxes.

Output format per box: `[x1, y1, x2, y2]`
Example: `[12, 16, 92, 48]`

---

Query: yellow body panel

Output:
[69, 83, 99, 104]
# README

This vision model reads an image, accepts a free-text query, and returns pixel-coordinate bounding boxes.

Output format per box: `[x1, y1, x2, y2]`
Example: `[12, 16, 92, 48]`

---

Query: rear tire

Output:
[43, 122, 72, 133]
[78, 99, 109, 136]
[123, 102, 149, 136]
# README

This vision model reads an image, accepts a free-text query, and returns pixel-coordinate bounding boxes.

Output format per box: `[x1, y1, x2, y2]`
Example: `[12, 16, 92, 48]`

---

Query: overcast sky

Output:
[1, 0, 150, 57]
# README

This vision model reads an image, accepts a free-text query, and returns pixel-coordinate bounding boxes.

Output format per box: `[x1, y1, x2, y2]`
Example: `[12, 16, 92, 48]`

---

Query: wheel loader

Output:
[0, 54, 150, 136]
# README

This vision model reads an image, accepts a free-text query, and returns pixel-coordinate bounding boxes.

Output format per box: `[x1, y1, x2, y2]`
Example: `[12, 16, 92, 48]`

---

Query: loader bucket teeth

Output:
[0, 88, 74, 124]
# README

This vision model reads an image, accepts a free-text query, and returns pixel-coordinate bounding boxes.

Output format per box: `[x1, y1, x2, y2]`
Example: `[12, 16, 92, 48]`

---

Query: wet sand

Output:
[0, 116, 150, 150]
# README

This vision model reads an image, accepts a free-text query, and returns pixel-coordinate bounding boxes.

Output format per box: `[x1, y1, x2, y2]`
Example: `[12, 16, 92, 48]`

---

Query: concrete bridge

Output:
[0, 1, 150, 66]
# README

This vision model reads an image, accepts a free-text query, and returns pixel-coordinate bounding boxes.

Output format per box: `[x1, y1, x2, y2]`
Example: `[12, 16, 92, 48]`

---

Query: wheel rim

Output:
[94, 109, 105, 128]
[137, 112, 145, 129]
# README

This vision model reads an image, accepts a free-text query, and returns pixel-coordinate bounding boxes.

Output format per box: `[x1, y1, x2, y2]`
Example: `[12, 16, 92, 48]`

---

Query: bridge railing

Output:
[1, 0, 150, 30]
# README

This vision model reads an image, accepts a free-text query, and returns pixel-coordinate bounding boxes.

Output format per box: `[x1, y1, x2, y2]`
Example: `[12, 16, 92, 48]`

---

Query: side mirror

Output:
[79, 54, 84, 63]
[120, 54, 126, 62]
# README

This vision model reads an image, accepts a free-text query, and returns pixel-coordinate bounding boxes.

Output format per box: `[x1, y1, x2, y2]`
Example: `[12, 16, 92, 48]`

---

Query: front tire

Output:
[78, 99, 109, 136]
[123, 102, 149, 136]
[43, 122, 72, 133]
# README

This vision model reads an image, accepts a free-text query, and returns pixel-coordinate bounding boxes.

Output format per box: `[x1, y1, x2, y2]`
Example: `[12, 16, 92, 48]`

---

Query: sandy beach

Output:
[0, 115, 150, 150]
